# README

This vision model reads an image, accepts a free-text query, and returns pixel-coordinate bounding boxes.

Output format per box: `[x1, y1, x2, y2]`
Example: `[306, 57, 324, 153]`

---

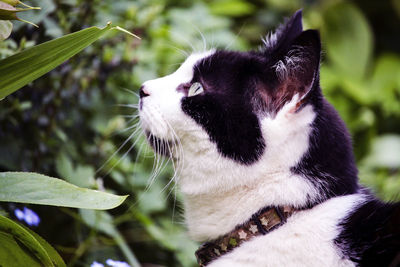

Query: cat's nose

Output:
[139, 85, 150, 98]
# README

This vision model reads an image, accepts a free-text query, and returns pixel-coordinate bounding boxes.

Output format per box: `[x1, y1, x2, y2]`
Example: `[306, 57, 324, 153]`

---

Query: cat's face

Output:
[139, 11, 323, 195]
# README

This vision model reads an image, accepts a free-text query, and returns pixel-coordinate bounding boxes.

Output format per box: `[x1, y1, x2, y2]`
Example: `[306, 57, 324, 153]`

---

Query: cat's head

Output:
[139, 10, 359, 203]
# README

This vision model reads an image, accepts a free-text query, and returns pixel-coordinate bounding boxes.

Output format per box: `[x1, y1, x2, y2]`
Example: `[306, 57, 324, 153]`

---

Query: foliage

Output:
[0, 22, 138, 99]
[0, 214, 65, 267]
[0, 0, 399, 266]
[0, 0, 134, 265]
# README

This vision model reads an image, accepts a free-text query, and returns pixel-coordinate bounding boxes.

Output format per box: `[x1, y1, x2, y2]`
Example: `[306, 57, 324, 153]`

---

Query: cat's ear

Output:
[263, 9, 303, 57]
[260, 28, 321, 114]
[275, 29, 321, 111]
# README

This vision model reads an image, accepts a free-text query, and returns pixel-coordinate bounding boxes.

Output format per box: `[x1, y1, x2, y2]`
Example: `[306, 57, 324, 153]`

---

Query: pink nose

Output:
[139, 85, 150, 98]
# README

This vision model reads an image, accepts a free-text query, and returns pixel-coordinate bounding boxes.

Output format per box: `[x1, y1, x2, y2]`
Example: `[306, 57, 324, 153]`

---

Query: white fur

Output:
[262, 32, 278, 49]
[139, 51, 357, 266]
[140, 50, 214, 141]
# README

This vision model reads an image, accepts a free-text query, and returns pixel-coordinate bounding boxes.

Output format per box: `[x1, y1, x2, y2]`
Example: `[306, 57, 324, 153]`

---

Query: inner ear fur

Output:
[259, 30, 321, 114]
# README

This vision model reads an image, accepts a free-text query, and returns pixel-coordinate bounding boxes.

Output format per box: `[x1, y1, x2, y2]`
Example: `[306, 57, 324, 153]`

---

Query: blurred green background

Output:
[0, 0, 399, 266]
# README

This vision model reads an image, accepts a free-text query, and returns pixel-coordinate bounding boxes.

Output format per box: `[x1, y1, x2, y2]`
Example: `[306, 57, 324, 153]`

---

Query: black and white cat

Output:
[138, 10, 400, 267]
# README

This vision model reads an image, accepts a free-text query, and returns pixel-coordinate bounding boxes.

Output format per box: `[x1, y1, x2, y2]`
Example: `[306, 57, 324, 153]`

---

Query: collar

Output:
[195, 206, 296, 266]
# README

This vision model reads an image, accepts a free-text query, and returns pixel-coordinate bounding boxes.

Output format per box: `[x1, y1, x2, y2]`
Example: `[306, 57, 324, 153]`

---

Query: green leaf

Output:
[55, 153, 96, 188]
[0, 214, 65, 266]
[0, 0, 39, 9]
[323, 2, 373, 79]
[80, 210, 140, 267]
[363, 135, 400, 169]
[0, 1, 39, 26]
[0, 232, 43, 267]
[209, 0, 255, 16]
[0, 2, 18, 20]
[0, 23, 138, 100]
[0, 20, 12, 41]
[80, 209, 116, 236]
[138, 178, 166, 213]
[0, 0, 19, 7]
[370, 54, 400, 115]
[23, 225, 66, 267]
[0, 172, 127, 210]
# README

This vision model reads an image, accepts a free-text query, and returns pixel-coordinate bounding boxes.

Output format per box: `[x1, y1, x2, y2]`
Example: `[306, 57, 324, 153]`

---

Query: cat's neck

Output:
[181, 170, 318, 242]
[176, 106, 323, 241]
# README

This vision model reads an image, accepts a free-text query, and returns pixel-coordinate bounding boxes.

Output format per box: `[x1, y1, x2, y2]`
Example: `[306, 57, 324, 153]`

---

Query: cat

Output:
[138, 10, 400, 267]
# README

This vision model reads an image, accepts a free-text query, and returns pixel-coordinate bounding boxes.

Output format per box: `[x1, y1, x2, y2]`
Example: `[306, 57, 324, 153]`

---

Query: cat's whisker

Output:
[145, 134, 158, 190]
[162, 123, 185, 221]
[119, 87, 140, 98]
[160, 142, 177, 193]
[153, 41, 190, 58]
[189, 21, 208, 52]
[120, 114, 140, 119]
[225, 23, 245, 50]
[163, 43, 190, 57]
[115, 104, 140, 109]
[133, 134, 147, 166]
[170, 29, 197, 54]
[121, 115, 140, 126]
[113, 121, 141, 136]
[101, 134, 142, 178]
[96, 126, 142, 175]
[167, 62, 185, 68]
[171, 186, 178, 223]
[164, 119, 184, 179]
[146, 134, 165, 190]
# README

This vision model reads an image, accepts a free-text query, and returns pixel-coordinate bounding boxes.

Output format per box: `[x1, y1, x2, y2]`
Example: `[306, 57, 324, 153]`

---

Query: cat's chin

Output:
[145, 131, 175, 158]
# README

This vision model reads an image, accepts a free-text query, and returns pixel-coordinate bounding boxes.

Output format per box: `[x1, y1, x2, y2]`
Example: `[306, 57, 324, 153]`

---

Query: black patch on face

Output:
[335, 194, 400, 266]
[181, 51, 265, 165]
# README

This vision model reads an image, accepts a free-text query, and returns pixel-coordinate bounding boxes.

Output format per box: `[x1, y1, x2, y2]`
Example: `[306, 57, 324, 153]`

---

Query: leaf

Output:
[0, 172, 127, 210]
[363, 135, 400, 169]
[0, 0, 20, 7]
[0, 2, 17, 20]
[80, 210, 140, 267]
[22, 225, 66, 267]
[0, 1, 38, 26]
[370, 54, 400, 115]
[0, 232, 42, 267]
[138, 179, 166, 213]
[209, 0, 255, 16]
[323, 2, 373, 79]
[0, 20, 12, 41]
[0, 214, 63, 266]
[55, 153, 96, 188]
[80, 209, 116, 236]
[0, 23, 139, 100]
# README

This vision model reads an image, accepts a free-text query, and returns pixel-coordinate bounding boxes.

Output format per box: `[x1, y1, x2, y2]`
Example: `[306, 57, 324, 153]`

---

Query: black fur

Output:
[291, 94, 360, 204]
[336, 195, 400, 266]
[181, 51, 266, 164]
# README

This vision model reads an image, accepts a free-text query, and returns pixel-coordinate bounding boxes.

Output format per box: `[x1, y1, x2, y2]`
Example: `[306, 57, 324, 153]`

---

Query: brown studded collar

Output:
[195, 206, 296, 266]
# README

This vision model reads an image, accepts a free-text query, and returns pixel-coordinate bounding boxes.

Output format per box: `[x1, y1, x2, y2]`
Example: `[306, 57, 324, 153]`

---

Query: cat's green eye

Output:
[188, 82, 204, 97]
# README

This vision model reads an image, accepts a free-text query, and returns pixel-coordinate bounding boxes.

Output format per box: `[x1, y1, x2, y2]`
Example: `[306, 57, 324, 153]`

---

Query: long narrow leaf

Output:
[0, 172, 128, 210]
[0, 215, 56, 266]
[0, 23, 137, 99]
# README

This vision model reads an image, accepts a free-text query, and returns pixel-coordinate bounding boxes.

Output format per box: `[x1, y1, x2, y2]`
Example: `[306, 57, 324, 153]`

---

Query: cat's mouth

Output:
[145, 131, 176, 158]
